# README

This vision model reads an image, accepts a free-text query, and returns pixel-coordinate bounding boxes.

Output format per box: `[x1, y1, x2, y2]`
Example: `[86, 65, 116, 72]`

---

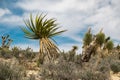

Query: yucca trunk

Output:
[39, 38, 59, 64]
[38, 39, 44, 64]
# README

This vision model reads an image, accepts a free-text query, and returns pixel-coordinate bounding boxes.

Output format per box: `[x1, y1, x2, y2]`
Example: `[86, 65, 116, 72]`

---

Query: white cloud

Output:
[0, 8, 23, 26]
[84, 4, 120, 41]
[15, 0, 120, 38]
[0, 8, 11, 17]
[0, 15, 23, 26]
[1, 0, 120, 52]
[15, 0, 100, 13]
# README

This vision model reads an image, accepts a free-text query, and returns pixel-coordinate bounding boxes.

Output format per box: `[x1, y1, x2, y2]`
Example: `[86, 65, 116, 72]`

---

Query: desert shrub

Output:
[67, 51, 76, 62]
[108, 52, 119, 61]
[23, 47, 36, 60]
[40, 51, 83, 80]
[60, 51, 68, 60]
[12, 46, 20, 58]
[79, 69, 108, 80]
[12, 47, 36, 60]
[0, 48, 12, 58]
[94, 58, 111, 79]
[110, 61, 120, 73]
[59, 51, 70, 61]
[0, 61, 25, 80]
[40, 60, 109, 80]
[74, 54, 83, 64]
[98, 65, 109, 73]
[97, 62, 110, 74]
[60, 51, 82, 63]
[40, 60, 82, 80]
[40, 52, 109, 80]
[96, 52, 120, 74]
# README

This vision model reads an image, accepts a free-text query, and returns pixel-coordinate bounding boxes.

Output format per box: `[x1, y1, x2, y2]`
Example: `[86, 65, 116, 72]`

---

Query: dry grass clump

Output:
[0, 61, 25, 80]
[79, 69, 108, 80]
[40, 52, 111, 80]
[108, 52, 120, 73]
[0, 47, 119, 80]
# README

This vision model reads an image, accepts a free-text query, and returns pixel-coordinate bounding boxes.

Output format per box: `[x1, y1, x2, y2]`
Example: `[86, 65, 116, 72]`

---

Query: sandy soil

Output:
[111, 72, 120, 80]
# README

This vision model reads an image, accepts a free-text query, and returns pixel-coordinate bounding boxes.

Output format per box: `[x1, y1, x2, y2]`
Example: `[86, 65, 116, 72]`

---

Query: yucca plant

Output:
[83, 28, 92, 46]
[68, 46, 78, 62]
[21, 14, 66, 64]
[96, 30, 105, 47]
[106, 40, 114, 51]
[72, 46, 78, 52]
[1, 35, 13, 49]
[116, 44, 120, 50]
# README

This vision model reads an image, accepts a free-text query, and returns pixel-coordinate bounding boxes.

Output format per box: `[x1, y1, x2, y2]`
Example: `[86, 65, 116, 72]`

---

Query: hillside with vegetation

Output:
[0, 14, 120, 80]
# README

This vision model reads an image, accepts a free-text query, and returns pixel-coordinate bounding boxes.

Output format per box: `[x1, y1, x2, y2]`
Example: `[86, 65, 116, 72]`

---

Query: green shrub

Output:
[110, 61, 120, 73]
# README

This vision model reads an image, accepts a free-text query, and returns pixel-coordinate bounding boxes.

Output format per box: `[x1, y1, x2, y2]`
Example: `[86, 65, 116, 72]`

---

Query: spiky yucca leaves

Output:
[72, 46, 78, 52]
[1, 35, 13, 49]
[96, 32, 105, 47]
[116, 44, 120, 50]
[83, 28, 92, 46]
[106, 40, 114, 51]
[21, 14, 66, 63]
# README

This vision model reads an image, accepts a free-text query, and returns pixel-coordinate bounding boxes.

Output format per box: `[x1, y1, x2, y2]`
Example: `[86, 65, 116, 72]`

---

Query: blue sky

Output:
[0, 0, 120, 53]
